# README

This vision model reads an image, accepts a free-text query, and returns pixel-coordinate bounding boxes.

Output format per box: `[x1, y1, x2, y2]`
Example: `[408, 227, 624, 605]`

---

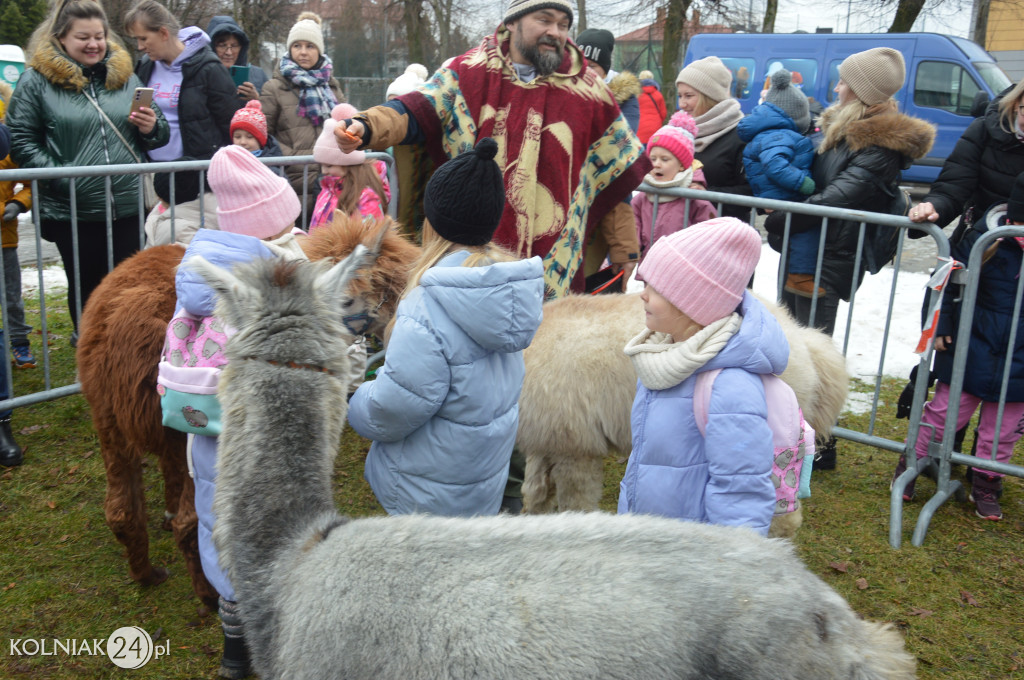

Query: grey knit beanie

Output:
[504, 0, 574, 26]
[838, 47, 905, 106]
[675, 56, 732, 103]
[766, 69, 810, 133]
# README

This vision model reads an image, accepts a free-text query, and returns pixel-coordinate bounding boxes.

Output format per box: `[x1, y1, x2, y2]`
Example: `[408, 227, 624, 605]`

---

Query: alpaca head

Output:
[299, 213, 420, 338]
[183, 246, 375, 370]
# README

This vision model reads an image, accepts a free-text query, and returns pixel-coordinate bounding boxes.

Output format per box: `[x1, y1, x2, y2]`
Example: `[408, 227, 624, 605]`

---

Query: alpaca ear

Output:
[314, 244, 376, 302]
[182, 255, 257, 323]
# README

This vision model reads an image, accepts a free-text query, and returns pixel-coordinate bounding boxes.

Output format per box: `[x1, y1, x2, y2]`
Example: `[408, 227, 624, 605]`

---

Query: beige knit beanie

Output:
[838, 47, 905, 106]
[287, 11, 325, 54]
[504, 0, 574, 25]
[675, 56, 732, 103]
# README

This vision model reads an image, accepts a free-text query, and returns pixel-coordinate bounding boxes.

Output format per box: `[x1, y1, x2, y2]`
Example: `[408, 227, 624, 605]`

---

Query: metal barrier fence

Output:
[640, 183, 1021, 549]
[3, 163, 1018, 550]
[0, 152, 395, 411]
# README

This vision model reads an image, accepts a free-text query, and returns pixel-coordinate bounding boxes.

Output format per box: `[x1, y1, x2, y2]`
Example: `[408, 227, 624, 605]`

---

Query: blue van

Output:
[683, 32, 1012, 183]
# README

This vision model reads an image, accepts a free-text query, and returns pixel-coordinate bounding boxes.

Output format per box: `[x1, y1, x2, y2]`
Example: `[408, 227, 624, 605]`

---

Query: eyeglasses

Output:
[215, 42, 240, 53]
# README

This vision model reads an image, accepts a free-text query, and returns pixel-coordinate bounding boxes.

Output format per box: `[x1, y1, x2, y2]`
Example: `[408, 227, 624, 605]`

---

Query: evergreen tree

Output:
[0, 2, 27, 48]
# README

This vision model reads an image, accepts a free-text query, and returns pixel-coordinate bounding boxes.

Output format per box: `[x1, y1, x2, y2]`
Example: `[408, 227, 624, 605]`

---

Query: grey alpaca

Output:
[189, 253, 917, 680]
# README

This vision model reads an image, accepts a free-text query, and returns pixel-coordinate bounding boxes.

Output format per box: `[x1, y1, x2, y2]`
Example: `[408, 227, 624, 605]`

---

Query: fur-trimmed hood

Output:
[607, 70, 641, 105]
[28, 38, 134, 92]
[822, 108, 935, 160]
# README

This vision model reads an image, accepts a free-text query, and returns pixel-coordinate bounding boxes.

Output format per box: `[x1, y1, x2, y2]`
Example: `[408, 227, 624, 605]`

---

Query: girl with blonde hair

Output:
[347, 138, 544, 517]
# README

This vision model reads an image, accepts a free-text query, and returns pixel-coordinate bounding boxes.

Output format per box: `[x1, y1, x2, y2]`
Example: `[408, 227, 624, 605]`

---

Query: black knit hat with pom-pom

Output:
[424, 137, 505, 246]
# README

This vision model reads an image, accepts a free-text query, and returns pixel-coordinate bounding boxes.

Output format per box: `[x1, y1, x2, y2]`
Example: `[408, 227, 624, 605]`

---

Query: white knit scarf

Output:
[643, 167, 695, 203]
[693, 99, 744, 153]
[623, 313, 742, 390]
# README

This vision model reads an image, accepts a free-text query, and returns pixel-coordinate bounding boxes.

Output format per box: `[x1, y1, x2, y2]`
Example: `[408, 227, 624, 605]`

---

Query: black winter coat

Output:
[934, 204, 1024, 401]
[135, 46, 241, 160]
[694, 127, 751, 220]
[765, 108, 935, 300]
[924, 87, 1024, 231]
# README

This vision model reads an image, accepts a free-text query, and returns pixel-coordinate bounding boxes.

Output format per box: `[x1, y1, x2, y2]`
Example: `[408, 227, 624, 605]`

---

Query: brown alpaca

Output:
[76, 216, 418, 607]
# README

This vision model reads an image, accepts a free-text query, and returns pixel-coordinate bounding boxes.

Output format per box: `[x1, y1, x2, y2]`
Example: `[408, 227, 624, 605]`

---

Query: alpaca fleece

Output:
[200, 254, 913, 680]
[76, 215, 417, 606]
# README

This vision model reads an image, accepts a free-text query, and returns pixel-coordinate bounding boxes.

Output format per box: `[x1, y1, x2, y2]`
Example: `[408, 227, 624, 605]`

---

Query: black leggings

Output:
[42, 216, 143, 331]
[780, 288, 842, 337]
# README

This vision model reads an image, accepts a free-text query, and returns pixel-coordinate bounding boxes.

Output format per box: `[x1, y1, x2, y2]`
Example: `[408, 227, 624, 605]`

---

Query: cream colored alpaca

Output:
[520, 293, 849, 535]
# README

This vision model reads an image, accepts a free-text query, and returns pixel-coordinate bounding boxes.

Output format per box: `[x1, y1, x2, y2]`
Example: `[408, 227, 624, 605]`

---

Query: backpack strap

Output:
[693, 368, 722, 437]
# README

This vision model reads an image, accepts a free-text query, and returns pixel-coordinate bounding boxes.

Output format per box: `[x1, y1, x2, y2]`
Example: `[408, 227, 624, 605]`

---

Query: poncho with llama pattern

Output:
[397, 26, 649, 298]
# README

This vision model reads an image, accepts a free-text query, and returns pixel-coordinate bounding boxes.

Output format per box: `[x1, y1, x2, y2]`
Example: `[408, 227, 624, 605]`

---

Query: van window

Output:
[719, 57, 756, 101]
[914, 61, 981, 116]
[974, 61, 1011, 95]
[768, 59, 817, 96]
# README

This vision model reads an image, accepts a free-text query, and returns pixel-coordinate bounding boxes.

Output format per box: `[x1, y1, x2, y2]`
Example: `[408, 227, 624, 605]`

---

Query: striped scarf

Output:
[279, 55, 337, 127]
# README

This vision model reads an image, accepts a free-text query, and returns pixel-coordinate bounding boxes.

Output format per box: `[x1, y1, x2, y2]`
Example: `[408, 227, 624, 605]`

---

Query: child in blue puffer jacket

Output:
[737, 69, 820, 299]
[618, 217, 788, 536]
[347, 138, 544, 517]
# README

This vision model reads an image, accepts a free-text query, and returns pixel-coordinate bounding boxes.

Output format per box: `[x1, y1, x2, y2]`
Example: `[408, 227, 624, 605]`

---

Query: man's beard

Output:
[515, 33, 563, 76]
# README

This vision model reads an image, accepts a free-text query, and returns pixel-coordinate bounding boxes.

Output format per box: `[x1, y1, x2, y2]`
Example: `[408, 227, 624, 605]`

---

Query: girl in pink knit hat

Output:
[618, 217, 789, 535]
[159, 144, 308, 679]
[633, 110, 717, 260]
[309, 103, 389, 230]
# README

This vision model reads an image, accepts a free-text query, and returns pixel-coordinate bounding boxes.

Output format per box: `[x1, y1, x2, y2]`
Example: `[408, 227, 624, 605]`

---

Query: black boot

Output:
[218, 598, 252, 679]
[0, 417, 23, 467]
[813, 435, 837, 471]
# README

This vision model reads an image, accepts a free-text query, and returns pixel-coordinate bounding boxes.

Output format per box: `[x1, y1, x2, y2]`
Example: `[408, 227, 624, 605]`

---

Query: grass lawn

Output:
[0, 291, 1022, 678]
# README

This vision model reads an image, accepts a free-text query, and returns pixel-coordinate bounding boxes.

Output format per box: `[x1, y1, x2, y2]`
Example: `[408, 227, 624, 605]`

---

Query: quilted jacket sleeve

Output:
[347, 302, 452, 442]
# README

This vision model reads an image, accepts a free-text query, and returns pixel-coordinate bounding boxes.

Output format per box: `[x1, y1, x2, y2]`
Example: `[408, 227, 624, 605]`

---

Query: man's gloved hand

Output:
[3, 202, 20, 222]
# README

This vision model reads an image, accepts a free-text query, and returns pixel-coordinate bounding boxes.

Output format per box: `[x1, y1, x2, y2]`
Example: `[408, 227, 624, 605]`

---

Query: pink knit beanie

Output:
[647, 110, 697, 168]
[207, 145, 301, 239]
[314, 103, 365, 166]
[638, 217, 761, 326]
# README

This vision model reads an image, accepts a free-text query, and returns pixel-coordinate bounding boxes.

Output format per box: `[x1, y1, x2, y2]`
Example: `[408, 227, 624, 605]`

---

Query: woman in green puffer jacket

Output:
[7, 0, 169, 335]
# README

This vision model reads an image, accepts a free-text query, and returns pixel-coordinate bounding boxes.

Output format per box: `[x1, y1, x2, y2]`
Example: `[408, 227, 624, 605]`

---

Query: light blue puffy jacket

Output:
[618, 293, 790, 536]
[348, 251, 544, 516]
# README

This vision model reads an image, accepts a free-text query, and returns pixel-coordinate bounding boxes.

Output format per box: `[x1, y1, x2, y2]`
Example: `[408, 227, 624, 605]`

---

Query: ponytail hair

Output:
[123, 0, 180, 35]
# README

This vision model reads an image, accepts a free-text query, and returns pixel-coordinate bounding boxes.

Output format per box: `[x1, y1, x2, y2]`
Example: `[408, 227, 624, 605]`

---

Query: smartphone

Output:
[230, 65, 250, 87]
[130, 87, 154, 116]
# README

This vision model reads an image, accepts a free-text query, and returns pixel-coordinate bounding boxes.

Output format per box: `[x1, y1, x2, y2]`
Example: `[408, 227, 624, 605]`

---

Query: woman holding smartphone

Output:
[125, 0, 240, 163]
[6, 0, 169, 339]
[207, 15, 268, 102]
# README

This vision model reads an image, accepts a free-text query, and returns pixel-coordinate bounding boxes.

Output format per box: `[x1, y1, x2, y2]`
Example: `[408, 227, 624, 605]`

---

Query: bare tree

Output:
[661, 0, 692, 102]
[762, 0, 777, 32]
[887, 0, 927, 31]
[971, 0, 991, 45]
[232, 0, 299, 68]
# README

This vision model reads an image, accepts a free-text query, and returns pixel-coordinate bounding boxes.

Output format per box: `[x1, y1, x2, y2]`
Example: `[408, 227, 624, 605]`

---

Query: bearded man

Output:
[337, 0, 649, 299]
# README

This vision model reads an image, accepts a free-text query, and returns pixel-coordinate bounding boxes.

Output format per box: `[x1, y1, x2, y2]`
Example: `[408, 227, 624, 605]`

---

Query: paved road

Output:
[15, 213, 60, 266]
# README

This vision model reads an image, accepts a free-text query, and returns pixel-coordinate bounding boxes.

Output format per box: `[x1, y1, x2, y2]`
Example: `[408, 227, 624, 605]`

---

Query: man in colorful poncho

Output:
[336, 0, 650, 299]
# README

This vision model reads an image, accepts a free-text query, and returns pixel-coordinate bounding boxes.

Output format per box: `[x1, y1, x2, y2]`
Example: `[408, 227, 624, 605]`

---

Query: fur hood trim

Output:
[829, 109, 935, 160]
[608, 70, 641, 105]
[29, 39, 134, 92]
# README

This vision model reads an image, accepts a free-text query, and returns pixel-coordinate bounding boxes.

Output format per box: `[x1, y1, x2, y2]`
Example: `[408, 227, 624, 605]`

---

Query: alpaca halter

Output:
[243, 358, 340, 377]
[342, 294, 386, 336]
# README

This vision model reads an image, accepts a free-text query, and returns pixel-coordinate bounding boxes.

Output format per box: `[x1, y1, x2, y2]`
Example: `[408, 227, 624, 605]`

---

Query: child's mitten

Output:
[799, 176, 815, 195]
